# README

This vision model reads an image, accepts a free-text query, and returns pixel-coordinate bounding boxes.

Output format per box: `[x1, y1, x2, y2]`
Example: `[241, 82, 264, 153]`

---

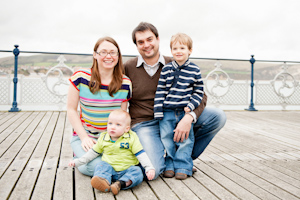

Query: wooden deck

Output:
[0, 111, 300, 200]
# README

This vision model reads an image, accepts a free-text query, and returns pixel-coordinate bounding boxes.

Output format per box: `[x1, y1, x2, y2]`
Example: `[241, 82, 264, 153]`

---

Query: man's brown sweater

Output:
[124, 56, 207, 126]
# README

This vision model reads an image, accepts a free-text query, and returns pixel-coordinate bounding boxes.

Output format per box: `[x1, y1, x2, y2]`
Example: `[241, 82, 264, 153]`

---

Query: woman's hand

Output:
[81, 136, 97, 152]
[173, 114, 193, 143]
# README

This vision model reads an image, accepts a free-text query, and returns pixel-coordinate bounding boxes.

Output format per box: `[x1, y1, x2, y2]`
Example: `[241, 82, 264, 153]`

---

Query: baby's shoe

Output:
[111, 181, 121, 195]
[91, 176, 110, 192]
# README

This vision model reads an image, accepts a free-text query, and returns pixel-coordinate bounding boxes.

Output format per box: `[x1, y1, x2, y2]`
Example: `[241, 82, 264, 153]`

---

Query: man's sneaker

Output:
[91, 176, 110, 192]
[111, 181, 121, 195]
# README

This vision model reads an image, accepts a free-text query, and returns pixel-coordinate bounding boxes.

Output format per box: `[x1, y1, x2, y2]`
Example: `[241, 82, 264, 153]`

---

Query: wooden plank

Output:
[0, 112, 37, 156]
[225, 112, 300, 149]
[115, 189, 137, 200]
[163, 177, 200, 199]
[0, 112, 26, 133]
[0, 112, 53, 200]
[132, 181, 158, 200]
[148, 176, 180, 200]
[182, 176, 218, 200]
[74, 169, 94, 200]
[216, 159, 299, 200]
[202, 153, 280, 200]
[0, 112, 9, 119]
[0, 112, 31, 143]
[0, 113, 16, 127]
[0, 111, 299, 200]
[237, 161, 300, 198]
[95, 189, 115, 200]
[253, 160, 300, 187]
[31, 112, 66, 200]
[195, 159, 260, 200]
[53, 118, 74, 200]
[0, 112, 47, 177]
[192, 160, 239, 200]
[206, 148, 300, 199]
[210, 146, 300, 182]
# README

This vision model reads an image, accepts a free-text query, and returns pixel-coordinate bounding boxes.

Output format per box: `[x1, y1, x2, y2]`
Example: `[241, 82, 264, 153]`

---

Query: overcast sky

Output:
[1, 0, 299, 61]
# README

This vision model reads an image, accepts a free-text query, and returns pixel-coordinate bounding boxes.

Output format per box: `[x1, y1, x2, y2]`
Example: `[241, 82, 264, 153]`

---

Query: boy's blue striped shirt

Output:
[154, 59, 204, 119]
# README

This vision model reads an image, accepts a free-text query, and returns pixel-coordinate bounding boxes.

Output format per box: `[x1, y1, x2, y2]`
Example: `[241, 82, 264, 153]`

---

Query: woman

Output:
[67, 37, 132, 176]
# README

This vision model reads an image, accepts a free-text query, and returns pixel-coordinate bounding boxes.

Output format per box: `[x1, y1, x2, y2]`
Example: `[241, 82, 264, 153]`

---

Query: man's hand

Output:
[173, 114, 193, 142]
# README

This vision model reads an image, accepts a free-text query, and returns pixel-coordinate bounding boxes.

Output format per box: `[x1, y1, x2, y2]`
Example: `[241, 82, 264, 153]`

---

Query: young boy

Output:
[154, 33, 204, 180]
[69, 109, 155, 195]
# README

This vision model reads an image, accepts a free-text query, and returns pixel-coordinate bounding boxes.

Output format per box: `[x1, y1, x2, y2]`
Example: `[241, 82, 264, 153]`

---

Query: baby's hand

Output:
[68, 160, 75, 167]
[146, 169, 155, 180]
[184, 107, 191, 113]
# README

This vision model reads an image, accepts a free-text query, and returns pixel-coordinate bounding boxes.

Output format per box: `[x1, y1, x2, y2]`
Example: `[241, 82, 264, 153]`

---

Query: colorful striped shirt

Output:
[69, 69, 132, 138]
[154, 60, 204, 119]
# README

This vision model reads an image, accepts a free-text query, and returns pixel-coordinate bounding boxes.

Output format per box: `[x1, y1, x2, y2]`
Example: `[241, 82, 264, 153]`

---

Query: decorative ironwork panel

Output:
[256, 82, 300, 105]
[20, 77, 67, 104]
[256, 82, 281, 105]
[0, 75, 10, 104]
[284, 85, 300, 104]
[256, 63, 300, 108]
[41, 55, 74, 97]
[19, 55, 72, 110]
[207, 81, 248, 105]
[205, 62, 234, 98]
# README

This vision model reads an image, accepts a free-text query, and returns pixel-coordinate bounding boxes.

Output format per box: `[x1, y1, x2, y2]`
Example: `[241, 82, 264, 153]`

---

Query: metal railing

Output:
[1, 45, 300, 111]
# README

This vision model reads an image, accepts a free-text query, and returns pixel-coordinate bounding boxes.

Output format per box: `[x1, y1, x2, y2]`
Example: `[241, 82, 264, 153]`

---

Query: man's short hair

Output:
[132, 22, 159, 45]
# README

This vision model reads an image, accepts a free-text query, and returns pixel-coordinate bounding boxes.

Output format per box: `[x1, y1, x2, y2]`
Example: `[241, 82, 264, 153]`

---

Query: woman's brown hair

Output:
[89, 37, 124, 97]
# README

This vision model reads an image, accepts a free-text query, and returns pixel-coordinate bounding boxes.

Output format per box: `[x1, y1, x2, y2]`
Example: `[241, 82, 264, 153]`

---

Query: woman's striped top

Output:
[69, 68, 132, 138]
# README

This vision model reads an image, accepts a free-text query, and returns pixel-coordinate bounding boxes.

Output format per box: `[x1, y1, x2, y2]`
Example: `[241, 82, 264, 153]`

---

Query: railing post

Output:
[9, 45, 21, 112]
[245, 55, 257, 111]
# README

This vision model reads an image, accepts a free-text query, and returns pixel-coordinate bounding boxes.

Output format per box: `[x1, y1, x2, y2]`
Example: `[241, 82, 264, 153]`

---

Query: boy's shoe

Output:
[163, 170, 175, 178]
[192, 167, 197, 173]
[175, 173, 188, 180]
[111, 181, 121, 195]
[91, 176, 110, 192]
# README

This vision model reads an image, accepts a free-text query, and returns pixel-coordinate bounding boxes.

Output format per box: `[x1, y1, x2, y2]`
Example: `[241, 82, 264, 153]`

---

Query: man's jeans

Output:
[94, 161, 144, 190]
[159, 109, 194, 176]
[70, 136, 101, 177]
[131, 107, 226, 179]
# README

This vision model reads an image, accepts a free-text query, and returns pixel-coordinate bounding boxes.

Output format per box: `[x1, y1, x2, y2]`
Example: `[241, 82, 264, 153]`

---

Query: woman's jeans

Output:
[70, 136, 101, 177]
[159, 109, 194, 176]
[131, 107, 227, 180]
[94, 161, 143, 190]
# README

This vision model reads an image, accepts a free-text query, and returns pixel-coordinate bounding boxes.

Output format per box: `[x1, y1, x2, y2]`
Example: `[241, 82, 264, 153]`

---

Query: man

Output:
[124, 22, 226, 179]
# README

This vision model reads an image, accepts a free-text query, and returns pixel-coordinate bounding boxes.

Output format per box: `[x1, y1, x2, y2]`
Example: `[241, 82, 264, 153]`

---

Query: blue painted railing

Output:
[1, 45, 300, 112]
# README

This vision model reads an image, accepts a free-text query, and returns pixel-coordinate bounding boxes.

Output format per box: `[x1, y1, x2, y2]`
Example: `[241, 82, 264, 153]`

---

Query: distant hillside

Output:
[0, 54, 299, 80]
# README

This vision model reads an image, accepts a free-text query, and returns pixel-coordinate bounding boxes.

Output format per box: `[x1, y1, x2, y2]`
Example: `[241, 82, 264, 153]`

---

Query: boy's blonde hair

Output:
[109, 109, 131, 126]
[170, 33, 193, 50]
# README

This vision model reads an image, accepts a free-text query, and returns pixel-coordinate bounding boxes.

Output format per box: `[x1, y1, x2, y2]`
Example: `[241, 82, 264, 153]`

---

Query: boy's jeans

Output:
[159, 109, 194, 176]
[131, 107, 227, 180]
[94, 161, 144, 190]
